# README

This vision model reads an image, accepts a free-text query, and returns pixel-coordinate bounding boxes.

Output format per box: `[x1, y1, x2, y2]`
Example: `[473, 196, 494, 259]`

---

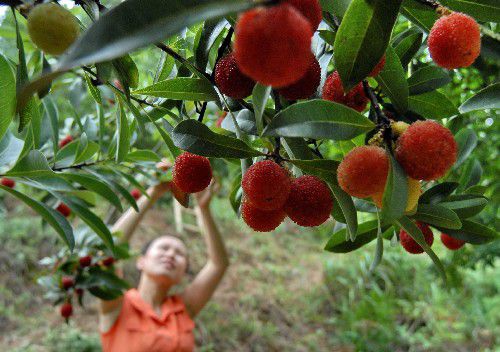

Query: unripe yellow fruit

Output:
[27, 3, 79, 55]
[372, 177, 421, 213]
[391, 121, 410, 137]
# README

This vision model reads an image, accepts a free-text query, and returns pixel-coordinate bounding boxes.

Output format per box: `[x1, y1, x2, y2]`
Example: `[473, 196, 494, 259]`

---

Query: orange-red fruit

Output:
[61, 276, 74, 290]
[131, 188, 141, 200]
[234, 4, 313, 87]
[284, 175, 333, 227]
[241, 160, 291, 211]
[337, 146, 389, 198]
[173, 152, 212, 193]
[1, 177, 15, 188]
[428, 12, 481, 69]
[284, 0, 322, 30]
[369, 55, 386, 77]
[278, 55, 321, 100]
[241, 199, 286, 232]
[322, 71, 369, 112]
[56, 203, 71, 217]
[60, 302, 73, 318]
[59, 135, 73, 148]
[399, 222, 434, 254]
[79, 255, 92, 268]
[214, 53, 255, 99]
[395, 120, 457, 181]
[441, 233, 465, 250]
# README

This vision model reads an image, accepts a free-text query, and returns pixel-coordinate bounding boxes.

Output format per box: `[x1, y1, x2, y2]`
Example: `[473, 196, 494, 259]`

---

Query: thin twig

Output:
[412, 0, 439, 9]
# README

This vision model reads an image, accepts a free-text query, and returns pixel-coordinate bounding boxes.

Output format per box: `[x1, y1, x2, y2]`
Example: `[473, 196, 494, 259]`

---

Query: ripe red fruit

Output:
[395, 120, 457, 181]
[441, 233, 465, 250]
[102, 256, 115, 267]
[322, 71, 369, 112]
[215, 53, 255, 99]
[277, 55, 321, 100]
[79, 255, 92, 268]
[130, 188, 141, 200]
[61, 276, 74, 290]
[241, 199, 286, 232]
[428, 12, 481, 69]
[284, 175, 333, 227]
[337, 146, 389, 198]
[399, 222, 434, 254]
[56, 203, 71, 217]
[60, 302, 73, 318]
[234, 4, 313, 87]
[59, 135, 73, 148]
[0, 178, 15, 188]
[369, 55, 386, 77]
[173, 152, 212, 193]
[241, 160, 291, 211]
[284, 0, 322, 31]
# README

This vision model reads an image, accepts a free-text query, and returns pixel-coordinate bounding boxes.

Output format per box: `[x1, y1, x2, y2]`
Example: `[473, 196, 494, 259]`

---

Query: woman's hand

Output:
[194, 179, 220, 209]
[150, 159, 173, 200]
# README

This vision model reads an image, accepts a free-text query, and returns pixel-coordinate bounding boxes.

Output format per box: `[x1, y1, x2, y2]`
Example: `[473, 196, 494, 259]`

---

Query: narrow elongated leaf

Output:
[195, 19, 226, 71]
[42, 97, 59, 156]
[325, 220, 390, 253]
[172, 119, 263, 158]
[408, 66, 451, 95]
[116, 100, 130, 163]
[7, 150, 54, 177]
[126, 150, 160, 162]
[0, 132, 23, 167]
[400, 0, 437, 32]
[333, 0, 403, 90]
[133, 77, 218, 101]
[419, 182, 459, 204]
[381, 154, 408, 223]
[252, 84, 271, 135]
[459, 83, 500, 114]
[457, 158, 482, 192]
[0, 53, 16, 141]
[263, 100, 375, 140]
[375, 46, 408, 113]
[434, 220, 498, 244]
[393, 28, 423, 67]
[408, 91, 459, 120]
[289, 159, 339, 184]
[84, 72, 102, 105]
[439, 0, 500, 23]
[412, 204, 462, 229]
[439, 194, 488, 219]
[141, 107, 181, 158]
[329, 184, 358, 240]
[86, 169, 139, 211]
[454, 129, 478, 168]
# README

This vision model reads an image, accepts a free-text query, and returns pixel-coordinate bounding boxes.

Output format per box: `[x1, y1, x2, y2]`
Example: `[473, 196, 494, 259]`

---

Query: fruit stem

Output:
[362, 80, 393, 148]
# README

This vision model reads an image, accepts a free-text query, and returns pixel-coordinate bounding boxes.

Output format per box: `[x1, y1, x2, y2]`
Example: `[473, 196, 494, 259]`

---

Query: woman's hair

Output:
[140, 235, 190, 273]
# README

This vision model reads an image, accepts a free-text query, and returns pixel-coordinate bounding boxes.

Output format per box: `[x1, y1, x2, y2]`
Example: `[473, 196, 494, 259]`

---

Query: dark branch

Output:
[412, 0, 439, 9]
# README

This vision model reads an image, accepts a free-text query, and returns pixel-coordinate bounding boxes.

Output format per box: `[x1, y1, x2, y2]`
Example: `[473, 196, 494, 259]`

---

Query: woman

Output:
[99, 167, 229, 352]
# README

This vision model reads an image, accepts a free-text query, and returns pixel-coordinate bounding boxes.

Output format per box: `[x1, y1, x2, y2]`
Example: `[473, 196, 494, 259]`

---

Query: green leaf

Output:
[439, 194, 488, 219]
[375, 46, 409, 113]
[84, 72, 102, 105]
[116, 99, 130, 163]
[288, 159, 339, 185]
[221, 109, 257, 135]
[408, 91, 459, 120]
[0, 185, 74, 250]
[126, 150, 160, 162]
[195, 19, 226, 71]
[396, 216, 447, 283]
[419, 182, 459, 204]
[454, 129, 478, 168]
[381, 154, 408, 223]
[434, 220, 498, 245]
[113, 54, 140, 89]
[408, 66, 451, 96]
[400, 0, 437, 32]
[393, 28, 423, 67]
[329, 184, 358, 240]
[133, 77, 218, 101]
[0, 132, 23, 168]
[325, 220, 389, 253]
[252, 84, 271, 135]
[439, 0, 500, 23]
[412, 203, 462, 229]
[333, 0, 403, 90]
[262, 100, 375, 140]
[459, 83, 500, 114]
[229, 173, 242, 215]
[43, 97, 59, 157]
[141, 107, 181, 159]
[172, 119, 263, 158]
[86, 169, 139, 212]
[0, 53, 16, 141]
[457, 158, 482, 193]
[7, 150, 54, 177]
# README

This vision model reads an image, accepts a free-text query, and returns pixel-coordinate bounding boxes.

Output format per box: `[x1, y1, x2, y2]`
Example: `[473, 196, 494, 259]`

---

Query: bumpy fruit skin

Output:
[277, 55, 321, 100]
[60, 302, 73, 318]
[441, 233, 465, 250]
[372, 177, 421, 213]
[173, 152, 212, 193]
[396, 120, 457, 180]
[400, 222, 434, 254]
[241, 199, 286, 232]
[59, 135, 73, 148]
[369, 55, 386, 77]
[56, 203, 71, 217]
[130, 189, 141, 200]
[215, 53, 255, 99]
[284, 175, 333, 227]
[79, 255, 92, 268]
[61, 276, 74, 290]
[234, 4, 313, 87]
[322, 71, 369, 112]
[1, 178, 15, 188]
[284, 0, 322, 30]
[428, 12, 481, 69]
[27, 3, 80, 55]
[337, 146, 389, 198]
[242, 160, 291, 211]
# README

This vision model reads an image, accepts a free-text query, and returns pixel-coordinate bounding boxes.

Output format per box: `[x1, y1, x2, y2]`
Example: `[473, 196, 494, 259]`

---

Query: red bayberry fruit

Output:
[131, 188, 141, 200]
[277, 55, 321, 100]
[241, 199, 286, 232]
[399, 222, 434, 254]
[234, 4, 313, 87]
[173, 152, 212, 193]
[102, 257, 115, 267]
[215, 53, 255, 99]
[284, 0, 322, 31]
[242, 160, 291, 211]
[440, 233, 465, 250]
[322, 71, 369, 112]
[337, 146, 389, 198]
[0, 178, 15, 188]
[395, 120, 457, 181]
[59, 135, 73, 148]
[79, 255, 92, 268]
[369, 55, 386, 77]
[61, 276, 74, 290]
[428, 12, 481, 69]
[56, 203, 71, 217]
[284, 175, 333, 227]
[60, 302, 73, 318]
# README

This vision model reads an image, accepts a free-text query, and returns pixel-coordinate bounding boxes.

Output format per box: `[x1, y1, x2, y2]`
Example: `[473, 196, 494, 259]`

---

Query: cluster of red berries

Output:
[241, 160, 333, 232]
[1, 177, 16, 189]
[172, 152, 213, 193]
[399, 221, 465, 254]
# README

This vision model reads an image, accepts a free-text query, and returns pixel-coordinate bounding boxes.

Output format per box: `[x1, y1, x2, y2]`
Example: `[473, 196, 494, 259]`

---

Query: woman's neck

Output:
[137, 274, 172, 313]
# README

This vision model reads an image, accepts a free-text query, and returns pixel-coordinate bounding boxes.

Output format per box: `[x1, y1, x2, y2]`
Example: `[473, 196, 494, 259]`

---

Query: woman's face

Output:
[137, 236, 188, 285]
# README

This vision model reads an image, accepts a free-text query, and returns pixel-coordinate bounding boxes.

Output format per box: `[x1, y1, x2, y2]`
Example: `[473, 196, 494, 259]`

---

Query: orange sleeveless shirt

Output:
[101, 289, 195, 352]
